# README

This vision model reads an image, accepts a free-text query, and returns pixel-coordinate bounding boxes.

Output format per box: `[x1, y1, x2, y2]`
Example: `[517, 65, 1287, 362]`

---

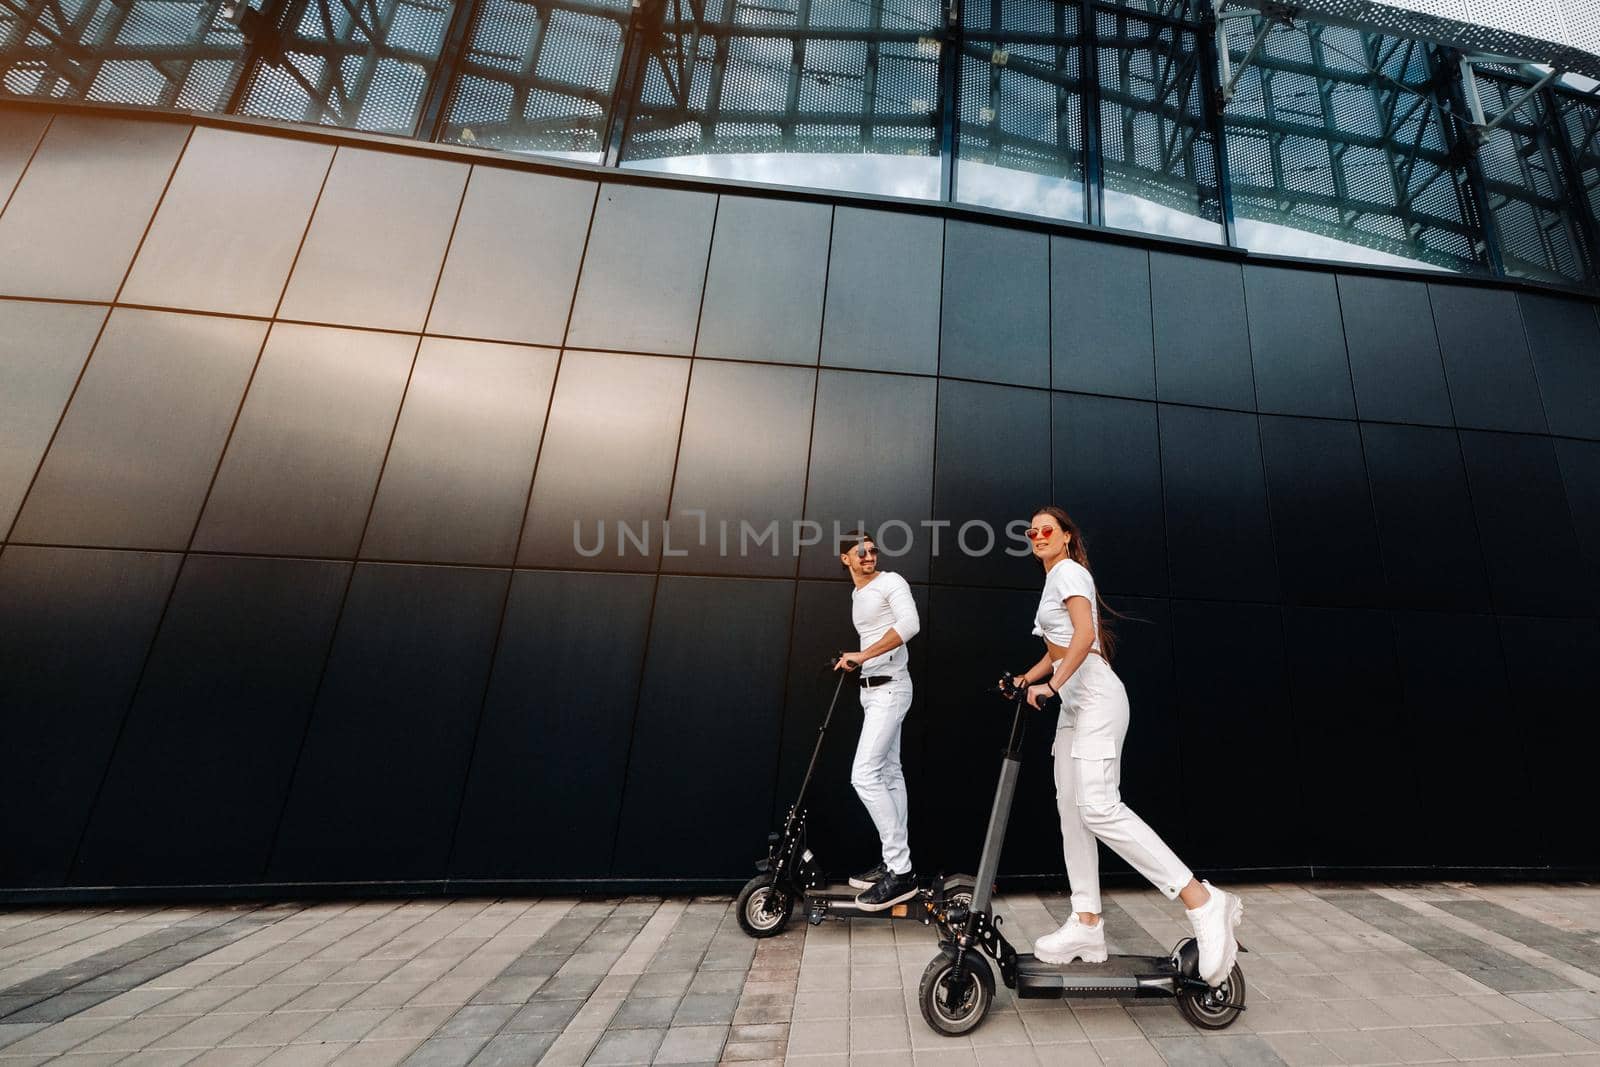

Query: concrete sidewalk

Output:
[2, 883, 1598, 1065]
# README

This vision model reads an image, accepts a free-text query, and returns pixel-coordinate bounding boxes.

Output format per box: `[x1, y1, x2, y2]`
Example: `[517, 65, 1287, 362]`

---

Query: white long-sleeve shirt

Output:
[851, 571, 921, 676]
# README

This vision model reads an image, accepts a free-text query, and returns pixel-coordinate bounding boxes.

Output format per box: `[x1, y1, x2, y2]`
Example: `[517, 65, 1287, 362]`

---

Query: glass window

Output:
[234, 0, 458, 135]
[436, 0, 628, 162]
[1222, 21, 1485, 272]
[617, 0, 943, 200]
[0, 0, 245, 108]
[1473, 66, 1594, 285]
[1552, 86, 1600, 279]
[1096, 4, 1224, 243]
[956, 1, 1087, 222]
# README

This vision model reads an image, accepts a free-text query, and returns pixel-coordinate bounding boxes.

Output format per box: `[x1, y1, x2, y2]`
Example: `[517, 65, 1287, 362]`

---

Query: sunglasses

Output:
[1024, 525, 1058, 541]
[854, 546, 878, 558]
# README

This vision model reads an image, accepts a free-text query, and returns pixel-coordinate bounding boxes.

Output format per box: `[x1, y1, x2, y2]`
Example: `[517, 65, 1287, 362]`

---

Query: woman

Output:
[1009, 505, 1242, 987]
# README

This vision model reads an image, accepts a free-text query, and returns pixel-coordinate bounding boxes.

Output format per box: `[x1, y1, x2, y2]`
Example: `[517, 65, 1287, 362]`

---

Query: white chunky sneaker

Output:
[1032, 913, 1109, 965]
[1186, 881, 1243, 987]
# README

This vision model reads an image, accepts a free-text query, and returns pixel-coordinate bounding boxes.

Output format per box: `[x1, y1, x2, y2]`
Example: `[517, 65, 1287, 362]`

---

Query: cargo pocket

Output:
[1073, 755, 1121, 810]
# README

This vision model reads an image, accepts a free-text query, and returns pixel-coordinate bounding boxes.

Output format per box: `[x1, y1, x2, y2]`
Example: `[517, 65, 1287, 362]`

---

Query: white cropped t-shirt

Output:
[1032, 558, 1101, 654]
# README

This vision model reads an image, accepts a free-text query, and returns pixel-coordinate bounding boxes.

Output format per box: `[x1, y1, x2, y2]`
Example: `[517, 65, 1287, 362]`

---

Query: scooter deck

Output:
[804, 874, 975, 923]
[1014, 952, 1180, 999]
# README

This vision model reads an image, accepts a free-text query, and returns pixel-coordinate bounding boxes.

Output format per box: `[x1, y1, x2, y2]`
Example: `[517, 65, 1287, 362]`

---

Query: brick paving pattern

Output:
[1, 883, 1598, 1064]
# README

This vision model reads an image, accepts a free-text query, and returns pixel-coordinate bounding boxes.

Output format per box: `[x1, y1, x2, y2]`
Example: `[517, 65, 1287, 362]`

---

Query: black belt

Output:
[860, 675, 896, 689]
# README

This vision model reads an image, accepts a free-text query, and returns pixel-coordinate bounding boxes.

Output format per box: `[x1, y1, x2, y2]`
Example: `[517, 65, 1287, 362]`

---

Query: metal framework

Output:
[3, 0, 1599, 286]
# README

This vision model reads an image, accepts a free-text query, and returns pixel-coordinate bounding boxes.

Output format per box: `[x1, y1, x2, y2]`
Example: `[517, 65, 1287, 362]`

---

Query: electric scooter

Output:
[735, 658, 975, 939]
[915, 676, 1246, 1034]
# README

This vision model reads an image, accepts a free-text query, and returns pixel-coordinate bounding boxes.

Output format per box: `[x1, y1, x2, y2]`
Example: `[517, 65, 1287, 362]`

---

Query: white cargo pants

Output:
[1053, 654, 1192, 915]
[851, 676, 913, 875]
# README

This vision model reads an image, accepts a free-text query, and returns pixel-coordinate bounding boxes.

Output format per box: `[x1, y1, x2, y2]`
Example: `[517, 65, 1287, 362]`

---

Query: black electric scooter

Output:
[735, 658, 975, 939]
[915, 676, 1245, 1034]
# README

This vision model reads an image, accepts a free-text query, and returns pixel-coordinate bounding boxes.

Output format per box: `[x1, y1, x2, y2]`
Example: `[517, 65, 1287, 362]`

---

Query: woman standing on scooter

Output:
[1009, 506, 1243, 987]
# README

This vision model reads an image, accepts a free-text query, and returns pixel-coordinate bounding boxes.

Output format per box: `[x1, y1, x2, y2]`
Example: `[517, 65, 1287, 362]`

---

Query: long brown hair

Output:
[1032, 505, 1130, 663]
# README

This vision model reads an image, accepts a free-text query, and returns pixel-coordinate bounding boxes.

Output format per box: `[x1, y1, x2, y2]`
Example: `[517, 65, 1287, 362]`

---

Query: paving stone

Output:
[584, 1025, 665, 1065]
[461, 1030, 556, 1065]
[653, 1023, 728, 1063]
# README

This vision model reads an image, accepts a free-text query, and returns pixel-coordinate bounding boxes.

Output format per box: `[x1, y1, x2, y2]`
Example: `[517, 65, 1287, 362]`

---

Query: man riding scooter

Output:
[834, 530, 921, 911]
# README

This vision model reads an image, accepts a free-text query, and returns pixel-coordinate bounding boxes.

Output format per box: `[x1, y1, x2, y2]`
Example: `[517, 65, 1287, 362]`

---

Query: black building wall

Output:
[3, 102, 1599, 899]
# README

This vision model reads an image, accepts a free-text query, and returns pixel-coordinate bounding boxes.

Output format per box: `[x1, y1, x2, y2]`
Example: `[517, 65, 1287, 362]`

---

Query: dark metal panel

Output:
[611, 575, 794, 877]
[1172, 599, 1304, 870]
[1052, 392, 1166, 597]
[1518, 293, 1600, 441]
[1556, 437, 1600, 616]
[1458, 430, 1588, 618]
[268, 562, 509, 882]
[519, 350, 689, 572]
[930, 379, 1050, 588]
[0, 110, 50, 203]
[1258, 415, 1384, 608]
[427, 167, 598, 346]
[0, 116, 189, 301]
[1335, 274, 1453, 426]
[0, 301, 106, 537]
[1158, 405, 1278, 602]
[918, 584, 1060, 878]
[277, 148, 470, 333]
[800, 370, 936, 582]
[566, 183, 717, 356]
[697, 196, 832, 365]
[1051, 237, 1154, 400]
[1360, 422, 1489, 612]
[1390, 611, 1534, 867]
[1150, 252, 1253, 409]
[193, 324, 415, 558]
[118, 127, 334, 317]
[1497, 616, 1600, 869]
[0, 546, 181, 887]
[72, 556, 349, 886]
[940, 220, 1049, 388]
[1428, 285, 1547, 434]
[1243, 266, 1357, 419]
[663, 360, 815, 577]
[11, 309, 264, 551]
[1281, 606, 1418, 869]
[361, 338, 558, 566]
[820, 207, 942, 376]
[1101, 595, 1184, 864]
[451, 570, 655, 879]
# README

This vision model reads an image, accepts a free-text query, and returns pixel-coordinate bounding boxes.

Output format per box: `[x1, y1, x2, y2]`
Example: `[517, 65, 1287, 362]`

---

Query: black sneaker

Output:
[848, 863, 888, 890]
[855, 869, 918, 911]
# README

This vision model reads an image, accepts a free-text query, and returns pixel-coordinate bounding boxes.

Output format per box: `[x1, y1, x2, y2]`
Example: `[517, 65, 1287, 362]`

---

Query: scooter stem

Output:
[791, 671, 850, 816]
[970, 694, 1029, 915]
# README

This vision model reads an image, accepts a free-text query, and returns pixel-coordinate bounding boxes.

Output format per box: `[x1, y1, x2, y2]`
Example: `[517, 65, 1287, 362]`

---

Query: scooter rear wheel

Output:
[736, 875, 793, 938]
[917, 949, 994, 1035]
[1177, 962, 1246, 1030]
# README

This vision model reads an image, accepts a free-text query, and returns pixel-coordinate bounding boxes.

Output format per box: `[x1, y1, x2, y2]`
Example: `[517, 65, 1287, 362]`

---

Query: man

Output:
[835, 530, 921, 911]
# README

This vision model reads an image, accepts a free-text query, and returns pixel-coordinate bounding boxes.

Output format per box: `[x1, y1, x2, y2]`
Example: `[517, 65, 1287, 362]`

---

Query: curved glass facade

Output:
[4, 0, 1600, 286]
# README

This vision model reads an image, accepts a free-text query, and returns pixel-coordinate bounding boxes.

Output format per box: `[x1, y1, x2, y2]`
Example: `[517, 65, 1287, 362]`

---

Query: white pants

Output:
[851, 677, 913, 875]
[1053, 655, 1192, 915]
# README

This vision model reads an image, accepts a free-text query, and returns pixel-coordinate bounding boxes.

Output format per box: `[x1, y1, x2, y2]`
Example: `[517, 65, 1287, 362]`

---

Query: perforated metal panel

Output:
[233, 0, 454, 135]
[0, 0, 244, 106]
[437, 0, 625, 158]
[1471, 65, 1593, 283]
[955, 6, 1087, 219]
[1230, 0, 1600, 81]
[1097, 5, 1223, 232]
[1222, 19, 1485, 271]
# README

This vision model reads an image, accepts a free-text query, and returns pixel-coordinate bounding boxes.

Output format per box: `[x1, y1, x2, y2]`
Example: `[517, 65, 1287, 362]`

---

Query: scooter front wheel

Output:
[1178, 962, 1246, 1030]
[917, 949, 994, 1035]
[736, 875, 793, 938]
